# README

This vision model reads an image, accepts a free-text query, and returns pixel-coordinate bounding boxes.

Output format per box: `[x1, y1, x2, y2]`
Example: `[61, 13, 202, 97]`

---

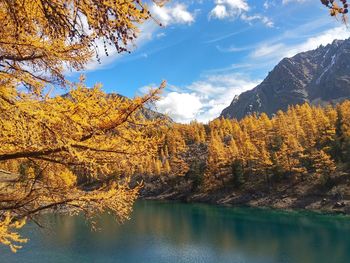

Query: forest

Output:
[135, 101, 350, 196]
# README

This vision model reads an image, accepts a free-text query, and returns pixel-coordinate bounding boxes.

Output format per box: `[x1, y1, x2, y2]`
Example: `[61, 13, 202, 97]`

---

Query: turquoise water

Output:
[1, 201, 350, 263]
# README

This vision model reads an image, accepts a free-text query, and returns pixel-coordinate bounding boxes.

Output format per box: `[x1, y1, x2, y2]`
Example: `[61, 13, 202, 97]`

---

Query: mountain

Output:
[221, 38, 350, 120]
[63, 91, 172, 122]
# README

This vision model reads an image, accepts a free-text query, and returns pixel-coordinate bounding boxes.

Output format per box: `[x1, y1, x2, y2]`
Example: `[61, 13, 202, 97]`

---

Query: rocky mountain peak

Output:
[221, 38, 350, 120]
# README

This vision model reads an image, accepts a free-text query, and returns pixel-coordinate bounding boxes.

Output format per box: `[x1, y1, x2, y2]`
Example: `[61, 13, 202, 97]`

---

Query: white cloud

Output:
[263, 1, 270, 9]
[250, 26, 350, 61]
[150, 3, 195, 26]
[264, 0, 308, 7]
[156, 32, 166, 38]
[210, 5, 230, 19]
[284, 27, 350, 57]
[155, 92, 203, 123]
[240, 13, 274, 27]
[203, 27, 250, 44]
[282, 0, 307, 4]
[251, 43, 285, 58]
[216, 44, 253, 52]
[149, 73, 261, 123]
[209, 0, 274, 27]
[210, 0, 249, 19]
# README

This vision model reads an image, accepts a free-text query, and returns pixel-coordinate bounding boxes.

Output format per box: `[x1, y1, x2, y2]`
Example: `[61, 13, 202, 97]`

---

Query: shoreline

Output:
[140, 189, 350, 215]
[137, 169, 350, 216]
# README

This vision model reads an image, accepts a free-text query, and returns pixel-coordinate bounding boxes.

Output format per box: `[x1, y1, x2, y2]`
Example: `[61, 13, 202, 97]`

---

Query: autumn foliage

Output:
[140, 101, 350, 193]
[1, 0, 350, 253]
[0, 0, 152, 95]
[0, 0, 166, 252]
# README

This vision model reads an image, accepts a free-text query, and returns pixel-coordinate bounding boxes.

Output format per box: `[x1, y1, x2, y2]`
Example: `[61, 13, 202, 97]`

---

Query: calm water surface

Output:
[1, 201, 350, 263]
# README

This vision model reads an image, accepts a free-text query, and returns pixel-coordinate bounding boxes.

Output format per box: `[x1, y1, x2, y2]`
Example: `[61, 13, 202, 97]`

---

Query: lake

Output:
[1, 201, 350, 263]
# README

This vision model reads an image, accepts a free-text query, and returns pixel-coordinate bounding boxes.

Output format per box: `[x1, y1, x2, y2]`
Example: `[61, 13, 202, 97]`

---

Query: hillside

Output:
[133, 101, 350, 214]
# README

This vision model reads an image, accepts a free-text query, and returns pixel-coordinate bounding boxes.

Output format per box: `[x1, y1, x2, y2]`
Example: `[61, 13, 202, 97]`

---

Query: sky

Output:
[67, 0, 350, 123]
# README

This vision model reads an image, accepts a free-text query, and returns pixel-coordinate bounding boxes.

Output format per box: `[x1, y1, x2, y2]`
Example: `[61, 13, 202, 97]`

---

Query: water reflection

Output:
[2, 201, 350, 263]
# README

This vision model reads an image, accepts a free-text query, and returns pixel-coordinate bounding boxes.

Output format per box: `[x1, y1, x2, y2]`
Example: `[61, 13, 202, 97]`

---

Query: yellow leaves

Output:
[338, 100, 350, 138]
[26, 167, 36, 180]
[0, 80, 164, 252]
[313, 150, 336, 177]
[163, 159, 171, 174]
[321, 0, 348, 24]
[153, 159, 162, 175]
[64, 180, 141, 224]
[0, 0, 152, 94]
[0, 81, 163, 170]
[45, 167, 77, 188]
[197, 101, 350, 189]
[0, 213, 27, 253]
[0, 0, 164, 253]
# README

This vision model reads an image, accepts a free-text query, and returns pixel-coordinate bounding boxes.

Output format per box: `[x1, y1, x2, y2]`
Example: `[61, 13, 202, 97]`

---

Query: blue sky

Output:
[67, 0, 350, 123]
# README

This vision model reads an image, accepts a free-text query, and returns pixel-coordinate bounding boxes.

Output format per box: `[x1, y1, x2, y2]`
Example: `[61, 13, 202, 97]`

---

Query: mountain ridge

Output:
[221, 38, 350, 119]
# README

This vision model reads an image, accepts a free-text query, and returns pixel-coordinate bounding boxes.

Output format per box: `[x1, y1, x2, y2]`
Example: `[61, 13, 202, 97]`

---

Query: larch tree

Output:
[0, 0, 153, 96]
[335, 101, 350, 163]
[203, 131, 224, 190]
[0, 0, 166, 252]
[312, 150, 337, 185]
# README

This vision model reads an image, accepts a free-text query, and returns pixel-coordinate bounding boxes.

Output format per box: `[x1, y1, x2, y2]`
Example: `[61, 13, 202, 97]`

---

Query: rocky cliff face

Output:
[221, 39, 350, 119]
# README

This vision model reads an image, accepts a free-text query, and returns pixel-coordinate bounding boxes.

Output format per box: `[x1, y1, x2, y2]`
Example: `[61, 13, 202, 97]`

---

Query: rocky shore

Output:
[139, 172, 350, 215]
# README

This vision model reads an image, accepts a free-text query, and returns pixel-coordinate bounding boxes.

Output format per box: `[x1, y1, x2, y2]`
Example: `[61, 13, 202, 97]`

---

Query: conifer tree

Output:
[313, 150, 337, 186]
[0, 0, 164, 251]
